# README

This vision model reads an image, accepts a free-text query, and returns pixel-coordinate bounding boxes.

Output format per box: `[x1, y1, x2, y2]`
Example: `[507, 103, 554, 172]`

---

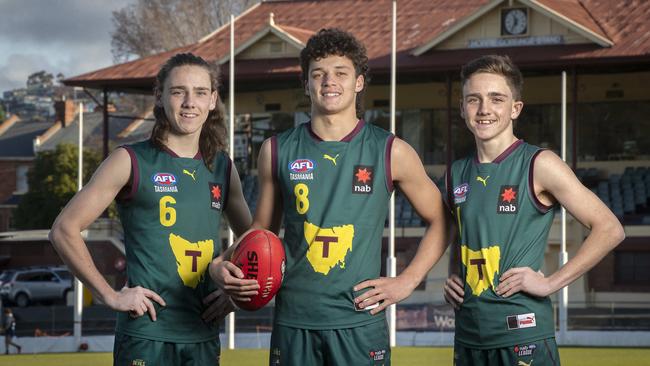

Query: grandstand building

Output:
[61, 0, 650, 331]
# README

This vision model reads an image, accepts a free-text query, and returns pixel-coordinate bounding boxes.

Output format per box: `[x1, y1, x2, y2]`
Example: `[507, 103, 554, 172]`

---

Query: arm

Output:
[496, 150, 625, 297]
[208, 138, 282, 300]
[202, 162, 254, 321]
[443, 216, 464, 310]
[251, 137, 283, 233]
[49, 148, 165, 320]
[354, 138, 448, 314]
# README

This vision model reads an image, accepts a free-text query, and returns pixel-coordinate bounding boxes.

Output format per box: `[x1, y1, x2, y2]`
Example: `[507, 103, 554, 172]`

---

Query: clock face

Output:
[503, 8, 528, 36]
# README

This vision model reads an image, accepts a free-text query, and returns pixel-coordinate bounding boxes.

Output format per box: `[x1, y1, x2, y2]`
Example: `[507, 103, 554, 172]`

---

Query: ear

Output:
[511, 100, 524, 120]
[355, 74, 364, 93]
[209, 90, 218, 111]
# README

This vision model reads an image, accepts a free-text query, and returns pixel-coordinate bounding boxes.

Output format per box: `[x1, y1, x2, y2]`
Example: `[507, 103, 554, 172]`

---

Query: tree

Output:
[26, 71, 54, 89]
[111, 0, 257, 62]
[0, 103, 5, 122]
[13, 144, 104, 229]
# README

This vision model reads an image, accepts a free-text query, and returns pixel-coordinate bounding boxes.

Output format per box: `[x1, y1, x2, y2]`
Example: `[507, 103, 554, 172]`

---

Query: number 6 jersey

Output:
[115, 140, 230, 342]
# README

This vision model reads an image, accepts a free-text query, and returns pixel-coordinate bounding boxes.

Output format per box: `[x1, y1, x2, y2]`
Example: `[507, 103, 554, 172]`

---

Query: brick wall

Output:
[0, 160, 18, 203]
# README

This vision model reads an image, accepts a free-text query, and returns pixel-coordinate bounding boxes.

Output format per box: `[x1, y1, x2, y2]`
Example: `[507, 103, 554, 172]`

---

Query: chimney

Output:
[54, 99, 76, 127]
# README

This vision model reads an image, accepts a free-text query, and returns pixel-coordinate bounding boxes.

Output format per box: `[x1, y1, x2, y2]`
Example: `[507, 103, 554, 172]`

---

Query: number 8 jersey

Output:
[273, 120, 394, 329]
[115, 140, 230, 342]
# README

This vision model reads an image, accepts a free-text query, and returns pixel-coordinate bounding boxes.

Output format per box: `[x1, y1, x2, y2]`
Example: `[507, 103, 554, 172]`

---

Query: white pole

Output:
[559, 72, 569, 342]
[227, 13, 236, 351]
[74, 102, 84, 347]
[387, 0, 397, 348]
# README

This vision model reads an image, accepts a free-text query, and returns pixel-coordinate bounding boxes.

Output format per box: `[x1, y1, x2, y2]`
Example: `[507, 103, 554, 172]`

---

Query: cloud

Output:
[0, 0, 132, 46]
[0, 54, 57, 91]
[0, 0, 133, 93]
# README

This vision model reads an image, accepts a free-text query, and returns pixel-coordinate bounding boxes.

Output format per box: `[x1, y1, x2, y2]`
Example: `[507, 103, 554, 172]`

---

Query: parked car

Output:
[0, 267, 73, 307]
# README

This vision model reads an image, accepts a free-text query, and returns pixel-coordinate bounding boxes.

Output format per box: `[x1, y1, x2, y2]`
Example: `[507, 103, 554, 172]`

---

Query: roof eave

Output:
[412, 0, 504, 56]
[218, 23, 306, 65]
[523, 0, 613, 47]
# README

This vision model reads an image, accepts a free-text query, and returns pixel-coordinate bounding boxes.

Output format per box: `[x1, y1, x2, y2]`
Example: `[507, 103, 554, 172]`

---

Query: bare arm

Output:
[224, 162, 252, 237]
[209, 138, 283, 300]
[251, 138, 283, 233]
[496, 150, 625, 297]
[355, 138, 448, 314]
[49, 148, 165, 319]
[443, 213, 464, 309]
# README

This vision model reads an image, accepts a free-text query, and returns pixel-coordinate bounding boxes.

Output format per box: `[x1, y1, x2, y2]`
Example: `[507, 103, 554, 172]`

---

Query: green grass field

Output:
[1, 347, 650, 365]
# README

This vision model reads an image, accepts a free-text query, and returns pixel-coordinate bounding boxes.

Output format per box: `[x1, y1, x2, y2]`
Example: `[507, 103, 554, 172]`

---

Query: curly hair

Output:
[460, 55, 524, 100]
[300, 28, 369, 119]
[151, 53, 227, 171]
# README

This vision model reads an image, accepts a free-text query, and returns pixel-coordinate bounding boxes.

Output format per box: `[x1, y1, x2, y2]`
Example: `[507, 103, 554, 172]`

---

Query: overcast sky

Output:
[0, 0, 133, 95]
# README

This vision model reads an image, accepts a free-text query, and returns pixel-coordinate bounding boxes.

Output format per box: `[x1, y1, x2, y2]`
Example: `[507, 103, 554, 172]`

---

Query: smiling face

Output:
[306, 54, 364, 119]
[158, 65, 218, 138]
[461, 72, 523, 143]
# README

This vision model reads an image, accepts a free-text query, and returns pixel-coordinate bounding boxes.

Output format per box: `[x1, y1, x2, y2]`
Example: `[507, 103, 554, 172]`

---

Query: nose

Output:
[477, 100, 490, 115]
[182, 92, 196, 108]
[321, 73, 335, 86]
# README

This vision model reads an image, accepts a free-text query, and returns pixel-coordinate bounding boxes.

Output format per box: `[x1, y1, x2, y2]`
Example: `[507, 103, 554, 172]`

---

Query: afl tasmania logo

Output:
[152, 172, 178, 192]
[289, 159, 315, 180]
[453, 183, 469, 204]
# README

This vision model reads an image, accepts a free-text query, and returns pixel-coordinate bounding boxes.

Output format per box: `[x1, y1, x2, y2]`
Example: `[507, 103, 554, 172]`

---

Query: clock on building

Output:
[501, 8, 528, 36]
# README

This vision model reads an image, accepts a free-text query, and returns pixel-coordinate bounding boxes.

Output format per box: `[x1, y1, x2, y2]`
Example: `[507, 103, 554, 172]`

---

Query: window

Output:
[577, 101, 650, 161]
[615, 251, 650, 285]
[15, 165, 29, 194]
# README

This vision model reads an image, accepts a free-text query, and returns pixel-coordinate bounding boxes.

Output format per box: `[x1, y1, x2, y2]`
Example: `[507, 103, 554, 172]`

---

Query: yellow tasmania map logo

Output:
[461, 244, 500, 296]
[303, 221, 354, 275]
[169, 233, 213, 288]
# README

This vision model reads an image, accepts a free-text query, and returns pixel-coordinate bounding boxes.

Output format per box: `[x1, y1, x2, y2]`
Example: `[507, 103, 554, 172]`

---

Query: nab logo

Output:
[289, 159, 315, 173]
[152, 173, 177, 186]
[209, 182, 223, 210]
[497, 185, 519, 214]
[453, 183, 469, 204]
[352, 165, 374, 194]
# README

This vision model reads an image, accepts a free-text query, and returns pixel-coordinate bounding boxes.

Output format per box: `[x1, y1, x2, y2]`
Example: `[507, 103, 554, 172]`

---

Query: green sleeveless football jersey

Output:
[115, 140, 230, 342]
[446, 140, 557, 349]
[273, 120, 394, 329]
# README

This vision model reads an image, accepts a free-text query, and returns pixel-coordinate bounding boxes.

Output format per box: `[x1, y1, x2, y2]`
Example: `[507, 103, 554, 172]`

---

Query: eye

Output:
[171, 90, 184, 96]
[311, 72, 322, 79]
[197, 90, 208, 96]
[336, 71, 346, 77]
[492, 97, 505, 103]
[466, 97, 479, 104]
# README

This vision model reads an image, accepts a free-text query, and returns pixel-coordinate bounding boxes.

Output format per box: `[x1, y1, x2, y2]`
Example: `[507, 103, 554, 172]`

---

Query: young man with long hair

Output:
[50, 53, 251, 365]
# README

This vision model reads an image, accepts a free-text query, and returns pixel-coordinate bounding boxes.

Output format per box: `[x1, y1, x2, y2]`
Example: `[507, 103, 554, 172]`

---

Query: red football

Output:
[230, 229, 285, 311]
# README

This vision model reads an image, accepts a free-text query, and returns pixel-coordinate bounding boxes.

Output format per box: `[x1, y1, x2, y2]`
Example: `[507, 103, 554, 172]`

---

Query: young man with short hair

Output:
[212, 28, 448, 365]
[443, 55, 625, 366]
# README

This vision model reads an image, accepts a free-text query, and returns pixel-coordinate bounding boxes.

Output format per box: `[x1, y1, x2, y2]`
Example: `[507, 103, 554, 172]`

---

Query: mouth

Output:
[180, 112, 199, 118]
[321, 92, 341, 97]
[475, 119, 496, 125]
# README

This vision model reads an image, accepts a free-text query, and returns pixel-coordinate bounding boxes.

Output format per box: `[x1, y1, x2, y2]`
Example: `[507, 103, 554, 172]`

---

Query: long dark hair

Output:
[152, 53, 227, 170]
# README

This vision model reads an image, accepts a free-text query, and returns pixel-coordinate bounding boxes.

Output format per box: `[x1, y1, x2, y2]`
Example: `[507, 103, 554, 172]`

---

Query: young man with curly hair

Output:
[211, 28, 448, 365]
[442, 55, 624, 365]
[50, 53, 251, 365]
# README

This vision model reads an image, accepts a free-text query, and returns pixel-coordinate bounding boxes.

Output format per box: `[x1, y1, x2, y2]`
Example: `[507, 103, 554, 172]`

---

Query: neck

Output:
[310, 110, 359, 141]
[163, 132, 201, 158]
[475, 135, 519, 163]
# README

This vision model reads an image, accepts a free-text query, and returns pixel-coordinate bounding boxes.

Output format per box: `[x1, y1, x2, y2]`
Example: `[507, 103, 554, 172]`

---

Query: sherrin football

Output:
[230, 229, 286, 311]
